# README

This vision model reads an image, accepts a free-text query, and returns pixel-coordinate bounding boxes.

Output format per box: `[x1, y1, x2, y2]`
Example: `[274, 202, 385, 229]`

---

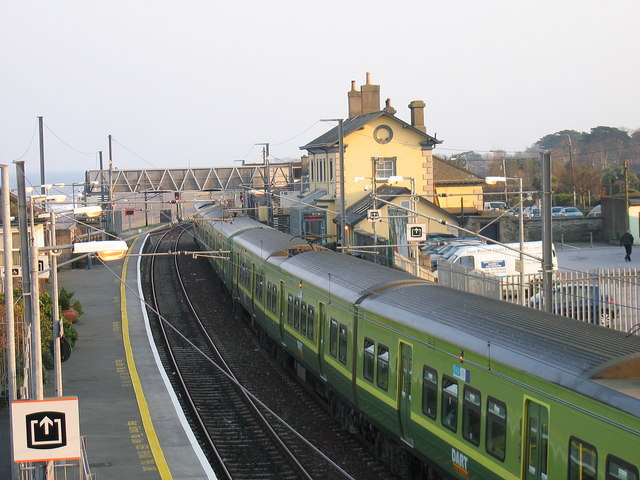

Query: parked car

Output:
[558, 206, 584, 217]
[528, 284, 616, 326]
[587, 205, 601, 217]
[523, 206, 541, 217]
[551, 206, 564, 216]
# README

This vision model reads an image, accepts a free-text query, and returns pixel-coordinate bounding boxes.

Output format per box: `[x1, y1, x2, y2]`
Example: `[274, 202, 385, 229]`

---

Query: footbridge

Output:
[84, 164, 295, 195]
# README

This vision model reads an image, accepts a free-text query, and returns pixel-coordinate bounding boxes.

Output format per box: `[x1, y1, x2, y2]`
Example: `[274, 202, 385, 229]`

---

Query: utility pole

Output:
[541, 151, 553, 313]
[108, 135, 114, 234]
[255, 143, 272, 226]
[566, 135, 576, 206]
[38, 116, 46, 195]
[624, 160, 630, 231]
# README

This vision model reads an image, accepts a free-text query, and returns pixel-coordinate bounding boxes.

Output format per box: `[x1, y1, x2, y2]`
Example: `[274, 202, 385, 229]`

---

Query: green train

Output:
[193, 203, 640, 480]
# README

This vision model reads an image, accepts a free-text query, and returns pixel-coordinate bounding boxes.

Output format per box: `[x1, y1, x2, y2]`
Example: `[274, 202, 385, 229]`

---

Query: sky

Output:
[1, 0, 639, 186]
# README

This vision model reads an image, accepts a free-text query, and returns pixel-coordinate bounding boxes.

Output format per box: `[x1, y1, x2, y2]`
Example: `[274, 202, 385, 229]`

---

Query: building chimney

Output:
[383, 98, 396, 115]
[408, 100, 426, 133]
[347, 80, 362, 118]
[360, 72, 380, 115]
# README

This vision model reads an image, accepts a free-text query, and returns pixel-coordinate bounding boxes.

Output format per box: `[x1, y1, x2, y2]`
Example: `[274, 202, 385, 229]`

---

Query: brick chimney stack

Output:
[360, 72, 380, 115]
[347, 72, 381, 118]
[408, 100, 426, 133]
[348, 80, 362, 118]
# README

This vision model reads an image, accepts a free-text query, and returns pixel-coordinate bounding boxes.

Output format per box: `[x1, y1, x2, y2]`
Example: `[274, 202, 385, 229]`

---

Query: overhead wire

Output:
[43, 121, 95, 155]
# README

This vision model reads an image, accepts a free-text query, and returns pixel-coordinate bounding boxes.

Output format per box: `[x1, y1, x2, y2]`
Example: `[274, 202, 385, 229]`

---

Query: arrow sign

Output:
[11, 398, 80, 462]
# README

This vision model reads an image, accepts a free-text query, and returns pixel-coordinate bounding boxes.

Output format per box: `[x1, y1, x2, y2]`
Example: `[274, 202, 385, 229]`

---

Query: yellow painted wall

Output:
[435, 185, 484, 212]
[342, 117, 434, 206]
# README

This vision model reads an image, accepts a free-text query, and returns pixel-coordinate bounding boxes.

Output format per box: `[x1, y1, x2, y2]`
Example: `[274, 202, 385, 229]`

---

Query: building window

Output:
[374, 157, 396, 180]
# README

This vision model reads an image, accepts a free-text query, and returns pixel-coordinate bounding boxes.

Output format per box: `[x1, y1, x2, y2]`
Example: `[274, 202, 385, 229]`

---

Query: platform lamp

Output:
[27, 196, 128, 401]
[485, 176, 526, 305]
[39, 205, 109, 398]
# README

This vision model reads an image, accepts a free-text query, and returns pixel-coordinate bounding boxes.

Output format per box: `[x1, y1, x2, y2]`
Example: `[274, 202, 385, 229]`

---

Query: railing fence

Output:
[438, 260, 640, 335]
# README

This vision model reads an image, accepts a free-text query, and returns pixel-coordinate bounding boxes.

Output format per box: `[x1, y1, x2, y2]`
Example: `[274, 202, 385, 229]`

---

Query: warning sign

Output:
[11, 397, 80, 462]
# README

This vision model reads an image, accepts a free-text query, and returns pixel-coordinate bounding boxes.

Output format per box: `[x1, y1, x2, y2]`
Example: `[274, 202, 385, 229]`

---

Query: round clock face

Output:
[373, 125, 393, 144]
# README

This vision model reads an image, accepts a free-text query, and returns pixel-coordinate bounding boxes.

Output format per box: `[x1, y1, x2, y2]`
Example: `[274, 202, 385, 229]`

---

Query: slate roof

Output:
[335, 185, 459, 227]
[300, 111, 441, 152]
[433, 155, 485, 186]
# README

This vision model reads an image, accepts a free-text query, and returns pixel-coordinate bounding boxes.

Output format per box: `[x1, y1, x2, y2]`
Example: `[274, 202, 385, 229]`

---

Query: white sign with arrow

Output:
[11, 397, 80, 462]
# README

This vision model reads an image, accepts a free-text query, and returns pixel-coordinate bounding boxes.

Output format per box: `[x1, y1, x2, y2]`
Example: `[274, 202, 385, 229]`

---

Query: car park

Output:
[528, 284, 616, 326]
[558, 206, 584, 217]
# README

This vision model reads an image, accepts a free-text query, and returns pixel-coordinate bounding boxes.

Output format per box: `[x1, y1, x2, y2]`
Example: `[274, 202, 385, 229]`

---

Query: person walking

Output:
[620, 230, 634, 262]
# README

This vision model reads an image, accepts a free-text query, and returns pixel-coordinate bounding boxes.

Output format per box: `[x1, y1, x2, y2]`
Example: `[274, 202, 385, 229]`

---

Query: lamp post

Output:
[486, 176, 525, 305]
[41, 206, 105, 397]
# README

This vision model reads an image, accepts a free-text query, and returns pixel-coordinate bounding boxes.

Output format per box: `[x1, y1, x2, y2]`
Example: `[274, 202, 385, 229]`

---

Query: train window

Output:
[338, 324, 348, 364]
[306, 305, 314, 340]
[255, 273, 264, 303]
[329, 319, 338, 357]
[376, 345, 389, 391]
[266, 282, 276, 313]
[486, 397, 507, 461]
[441, 376, 458, 432]
[606, 455, 638, 480]
[462, 387, 481, 446]
[421, 366, 438, 419]
[293, 298, 301, 329]
[287, 294, 294, 325]
[363, 338, 375, 382]
[569, 437, 597, 480]
[300, 302, 307, 335]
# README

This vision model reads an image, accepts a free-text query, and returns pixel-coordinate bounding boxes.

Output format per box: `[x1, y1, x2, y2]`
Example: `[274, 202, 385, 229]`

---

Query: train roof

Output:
[281, 250, 429, 305]
[235, 229, 318, 260]
[360, 283, 640, 417]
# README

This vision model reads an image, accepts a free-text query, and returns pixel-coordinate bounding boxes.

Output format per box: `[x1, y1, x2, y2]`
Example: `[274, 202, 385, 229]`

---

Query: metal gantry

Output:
[84, 164, 294, 195]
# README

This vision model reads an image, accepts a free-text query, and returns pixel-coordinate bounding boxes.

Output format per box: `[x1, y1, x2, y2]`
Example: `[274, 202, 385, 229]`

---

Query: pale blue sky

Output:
[1, 0, 638, 182]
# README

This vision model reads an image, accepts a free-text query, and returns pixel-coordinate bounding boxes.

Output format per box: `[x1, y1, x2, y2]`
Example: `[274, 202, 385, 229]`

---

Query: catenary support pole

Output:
[2, 164, 19, 480]
[541, 151, 553, 313]
[38, 116, 45, 195]
[15, 160, 33, 397]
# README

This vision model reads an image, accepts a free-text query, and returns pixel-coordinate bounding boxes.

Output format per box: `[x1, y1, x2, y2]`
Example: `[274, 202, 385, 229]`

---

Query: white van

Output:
[484, 201, 507, 212]
[446, 241, 558, 277]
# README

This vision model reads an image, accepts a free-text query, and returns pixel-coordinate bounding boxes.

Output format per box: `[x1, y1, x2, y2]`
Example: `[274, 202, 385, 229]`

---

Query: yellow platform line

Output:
[121, 243, 172, 479]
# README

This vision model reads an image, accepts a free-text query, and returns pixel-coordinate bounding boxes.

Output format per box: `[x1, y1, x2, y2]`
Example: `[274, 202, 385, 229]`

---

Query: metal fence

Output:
[438, 260, 640, 335]
[15, 437, 95, 479]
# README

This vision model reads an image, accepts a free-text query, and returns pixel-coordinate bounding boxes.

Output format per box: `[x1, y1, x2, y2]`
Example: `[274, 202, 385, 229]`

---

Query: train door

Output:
[318, 302, 327, 380]
[523, 399, 549, 480]
[398, 342, 413, 446]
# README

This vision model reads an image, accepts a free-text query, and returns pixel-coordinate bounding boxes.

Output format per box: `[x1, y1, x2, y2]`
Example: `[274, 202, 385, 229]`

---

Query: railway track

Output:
[143, 225, 392, 479]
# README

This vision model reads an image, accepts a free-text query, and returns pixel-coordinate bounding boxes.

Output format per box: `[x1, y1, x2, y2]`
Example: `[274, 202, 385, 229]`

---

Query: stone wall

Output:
[463, 216, 604, 244]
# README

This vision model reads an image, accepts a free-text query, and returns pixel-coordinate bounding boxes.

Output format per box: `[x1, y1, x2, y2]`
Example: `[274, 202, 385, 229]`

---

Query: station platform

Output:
[0, 236, 215, 479]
